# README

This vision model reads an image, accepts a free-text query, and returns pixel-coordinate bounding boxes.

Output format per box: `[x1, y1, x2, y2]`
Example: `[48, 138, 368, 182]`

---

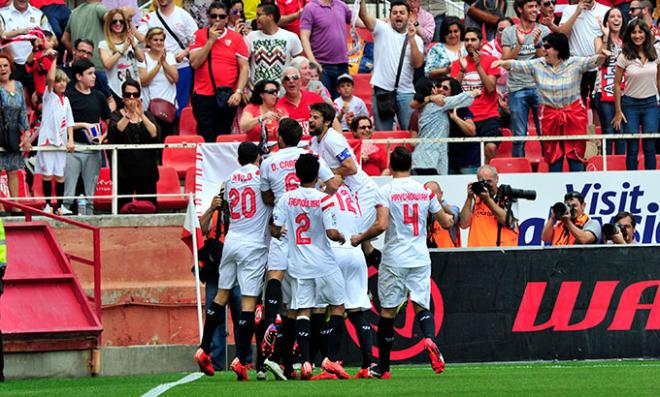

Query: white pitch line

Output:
[141, 372, 205, 397]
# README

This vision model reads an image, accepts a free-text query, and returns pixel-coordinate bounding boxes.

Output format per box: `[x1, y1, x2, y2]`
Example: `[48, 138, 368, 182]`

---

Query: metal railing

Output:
[2, 132, 659, 215]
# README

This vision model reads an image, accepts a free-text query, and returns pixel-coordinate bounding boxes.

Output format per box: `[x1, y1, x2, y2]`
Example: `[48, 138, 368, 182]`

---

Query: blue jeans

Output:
[448, 165, 479, 175]
[549, 158, 585, 172]
[372, 87, 415, 131]
[320, 63, 348, 100]
[176, 66, 193, 117]
[595, 93, 625, 155]
[205, 281, 245, 370]
[621, 95, 658, 170]
[509, 87, 541, 158]
[41, 4, 71, 39]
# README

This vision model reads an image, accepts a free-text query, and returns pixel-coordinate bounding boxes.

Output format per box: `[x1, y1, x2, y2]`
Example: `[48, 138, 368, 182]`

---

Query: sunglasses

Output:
[209, 13, 228, 19]
[263, 89, 278, 95]
[123, 92, 140, 98]
[543, 43, 551, 49]
[542, 0, 555, 6]
[282, 75, 300, 82]
[230, 9, 242, 15]
[111, 19, 126, 25]
[358, 125, 372, 130]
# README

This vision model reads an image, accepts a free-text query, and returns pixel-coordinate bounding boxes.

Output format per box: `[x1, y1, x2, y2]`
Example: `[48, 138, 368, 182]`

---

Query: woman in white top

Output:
[35, 55, 75, 215]
[99, 8, 144, 109]
[612, 19, 660, 170]
[139, 27, 179, 138]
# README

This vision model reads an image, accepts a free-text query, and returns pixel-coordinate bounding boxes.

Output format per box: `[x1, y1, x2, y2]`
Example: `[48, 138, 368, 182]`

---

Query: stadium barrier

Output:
[339, 245, 660, 365]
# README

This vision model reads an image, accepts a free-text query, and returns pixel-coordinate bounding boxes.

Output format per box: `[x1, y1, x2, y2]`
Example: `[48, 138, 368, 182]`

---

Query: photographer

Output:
[602, 211, 636, 245]
[197, 194, 245, 371]
[541, 191, 600, 245]
[460, 165, 520, 247]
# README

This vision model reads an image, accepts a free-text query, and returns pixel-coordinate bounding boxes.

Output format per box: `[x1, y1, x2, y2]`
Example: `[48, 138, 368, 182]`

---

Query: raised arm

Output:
[359, 0, 377, 32]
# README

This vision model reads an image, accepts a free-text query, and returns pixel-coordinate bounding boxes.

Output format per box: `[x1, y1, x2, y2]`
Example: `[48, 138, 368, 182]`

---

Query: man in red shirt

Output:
[277, 0, 306, 36]
[189, 1, 249, 142]
[276, 66, 326, 134]
[451, 27, 500, 163]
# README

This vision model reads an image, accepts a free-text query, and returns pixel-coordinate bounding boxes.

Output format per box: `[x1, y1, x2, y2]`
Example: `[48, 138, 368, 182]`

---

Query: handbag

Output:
[375, 37, 408, 119]
[148, 98, 177, 123]
[207, 28, 235, 110]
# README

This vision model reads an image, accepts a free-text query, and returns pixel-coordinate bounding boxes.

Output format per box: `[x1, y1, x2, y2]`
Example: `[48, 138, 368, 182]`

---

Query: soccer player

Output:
[332, 182, 375, 378]
[194, 142, 271, 380]
[270, 153, 350, 380]
[351, 147, 453, 378]
[308, 102, 382, 268]
[259, 118, 339, 380]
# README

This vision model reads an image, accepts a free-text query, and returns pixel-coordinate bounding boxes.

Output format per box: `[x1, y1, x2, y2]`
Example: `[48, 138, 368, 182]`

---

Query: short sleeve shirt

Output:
[310, 128, 371, 192]
[190, 28, 248, 96]
[299, 0, 351, 64]
[450, 53, 500, 121]
[245, 28, 303, 86]
[276, 90, 325, 134]
[223, 163, 271, 246]
[137, 8, 198, 68]
[615, 53, 660, 99]
[501, 23, 551, 91]
[559, 3, 609, 57]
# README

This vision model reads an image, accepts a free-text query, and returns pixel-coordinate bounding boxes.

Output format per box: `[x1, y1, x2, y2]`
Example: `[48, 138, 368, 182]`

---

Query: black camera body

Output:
[471, 180, 490, 195]
[552, 202, 576, 220]
[499, 184, 537, 201]
[602, 223, 627, 241]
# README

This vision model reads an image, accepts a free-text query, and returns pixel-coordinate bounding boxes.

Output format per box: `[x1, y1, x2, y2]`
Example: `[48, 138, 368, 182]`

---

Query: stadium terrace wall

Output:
[340, 245, 660, 364]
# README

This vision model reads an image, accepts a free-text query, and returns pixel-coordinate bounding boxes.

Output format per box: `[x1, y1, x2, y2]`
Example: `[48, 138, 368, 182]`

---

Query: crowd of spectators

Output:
[0, 0, 659, 215]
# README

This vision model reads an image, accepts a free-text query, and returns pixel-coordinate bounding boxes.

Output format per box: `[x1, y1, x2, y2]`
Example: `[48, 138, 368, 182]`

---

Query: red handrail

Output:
[0, 199, 103, 335]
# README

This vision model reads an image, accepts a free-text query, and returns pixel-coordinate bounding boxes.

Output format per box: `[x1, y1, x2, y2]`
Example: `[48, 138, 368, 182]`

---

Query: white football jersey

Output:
[330, 185, 361, 249]
[310, 128, 372, 192]
[273, 187, 339, 279]
[260, 147, 335, 205]
[223, 164, 271, 246]
[379, 177, 442, 268]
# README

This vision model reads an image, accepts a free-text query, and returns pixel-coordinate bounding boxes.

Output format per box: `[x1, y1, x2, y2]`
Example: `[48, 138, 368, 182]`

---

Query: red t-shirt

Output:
[190, 28, 248, 96]
[450, 53, 500, 122]
[361, 142, 387, 176]
[26, 51, 54, 96]
[30, 0, 65, 7]
[242, 103, 289, 142]
[276, 90, 324, 134]
[278, 0, 306, 36]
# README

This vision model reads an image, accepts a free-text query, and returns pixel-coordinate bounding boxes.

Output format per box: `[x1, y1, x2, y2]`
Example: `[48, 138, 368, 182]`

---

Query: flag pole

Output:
[190, 193, 204, 342]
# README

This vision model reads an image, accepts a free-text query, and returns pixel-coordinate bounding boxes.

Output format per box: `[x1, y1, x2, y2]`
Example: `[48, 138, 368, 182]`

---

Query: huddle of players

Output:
[194, 102, 448, 381]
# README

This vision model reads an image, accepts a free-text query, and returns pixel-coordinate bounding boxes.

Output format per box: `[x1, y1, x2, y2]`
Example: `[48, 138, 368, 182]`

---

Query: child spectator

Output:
[333, 74, 368, 131]
[35, 58, 74, 215]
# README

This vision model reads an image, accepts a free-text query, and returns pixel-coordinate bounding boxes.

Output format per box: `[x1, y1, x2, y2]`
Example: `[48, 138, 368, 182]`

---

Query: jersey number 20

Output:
[229, 187, 257, 219]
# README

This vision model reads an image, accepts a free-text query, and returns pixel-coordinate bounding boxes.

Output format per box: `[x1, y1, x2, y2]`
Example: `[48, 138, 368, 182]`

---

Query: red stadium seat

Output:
[585, 155, 628, 171]
[215, 134, 248, 143]
[15, 170, 44, 209]
[162, 135, 205, 178]
[184, 166, 197, 196]
[490, 157, 533, 173]
[526, 128, 543, 168]
[94, 167, 112, 211]
[178, 107, 197, 136]
[496, 128, 512, 158]
[31, 173, 50, 208]
[536, 159, 568, 172]
[157, 166, 187, 210]
[352, 73, 372, 115]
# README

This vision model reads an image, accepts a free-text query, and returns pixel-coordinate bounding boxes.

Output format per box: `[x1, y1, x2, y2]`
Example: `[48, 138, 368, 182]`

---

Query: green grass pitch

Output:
[1, 361, 659, 397]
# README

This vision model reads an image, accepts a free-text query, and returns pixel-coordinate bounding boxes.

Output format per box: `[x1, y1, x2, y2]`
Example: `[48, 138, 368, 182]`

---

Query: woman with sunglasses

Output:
[538, 0, 559, 32]
[594, 7, 625, 155]
[349, 115, 388, 176]
[612, 19, 660, 170]
[227, 0, 248, 36]
[494, 32, 606, 172]
[99, 8, 144, 108]
[239, 79, 288, 142]
[107, 79, 160, 211]
[138, 27, 179, 139]
[425, 16, 467, 79]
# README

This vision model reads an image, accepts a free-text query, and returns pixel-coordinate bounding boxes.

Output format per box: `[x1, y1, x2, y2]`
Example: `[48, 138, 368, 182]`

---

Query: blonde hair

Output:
[103, 8, 129, 54]
[54, 68, 70, 83]
[145, 27, 166, 49]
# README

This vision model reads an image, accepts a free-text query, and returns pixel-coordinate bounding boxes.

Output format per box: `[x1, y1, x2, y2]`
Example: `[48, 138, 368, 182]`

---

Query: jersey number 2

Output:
[403, 203, 419, 236]
[295, 213, 311, 244]
[229, 187, 257, 219]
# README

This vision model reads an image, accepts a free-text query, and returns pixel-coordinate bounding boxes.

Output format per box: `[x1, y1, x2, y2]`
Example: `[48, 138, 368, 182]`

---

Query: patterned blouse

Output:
[424, 43, 468, 77]
[412, 92, 475, 174]
[0, 81, 29, 152]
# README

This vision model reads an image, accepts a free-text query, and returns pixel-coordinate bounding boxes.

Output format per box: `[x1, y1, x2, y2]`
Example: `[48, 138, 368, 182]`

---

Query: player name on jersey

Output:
[391, 192, 434, 202]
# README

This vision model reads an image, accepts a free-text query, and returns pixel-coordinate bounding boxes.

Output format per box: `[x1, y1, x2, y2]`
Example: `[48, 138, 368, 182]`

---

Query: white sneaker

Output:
[42, 204, 53, 214]
[256, 370, 267, 380]
[59, 206, 73, 216]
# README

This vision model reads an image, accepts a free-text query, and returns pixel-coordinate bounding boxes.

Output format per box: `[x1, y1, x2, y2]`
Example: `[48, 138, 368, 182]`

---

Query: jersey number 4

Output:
[403, 203, 419, 236]
[229, 187, 257, 219]
[295, 213, 311, 244]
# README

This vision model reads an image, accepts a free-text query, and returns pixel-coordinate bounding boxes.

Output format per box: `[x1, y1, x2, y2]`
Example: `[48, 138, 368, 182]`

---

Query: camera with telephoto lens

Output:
[471, 180, 490, 195]
[552, 202, 576, 219]
[602, 223, 627, 241]
[498, 184, 537, 201]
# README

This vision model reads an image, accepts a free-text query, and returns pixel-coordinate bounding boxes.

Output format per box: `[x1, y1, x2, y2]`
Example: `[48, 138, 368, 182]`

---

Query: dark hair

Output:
[296, 153, 320, 184]
[622, 18, 657, 61]
[71, 59, 95, 80]
[389, 0, 410, 13]
[440, 76, 464, 96]
[43, 30, 54, 39]
[278, 118, 302, 146]
[229, 0, 243, 7]
[249, 79, 279, 105]
[601, 8, 623, 52]
[564, 191, 585, 204]
[439, 16, 464, 43]
[639, 0, 653, 13]
[121, 79, 141, 97]
[613, 211, 637, 227]
[208, 1, 228, 14]
[496, 17, 514, 27]
[309, 102, 336, 124]
[514, 0, 539, 17]
[390, 146, 412, 172]
[350, 115, 372, 133]
[237, 141, 260, 165]
[258, 3, 280, 23]
[74, 38, 95, 49]
[543, 32, 570, 61]
[464, 27, 482, 41]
